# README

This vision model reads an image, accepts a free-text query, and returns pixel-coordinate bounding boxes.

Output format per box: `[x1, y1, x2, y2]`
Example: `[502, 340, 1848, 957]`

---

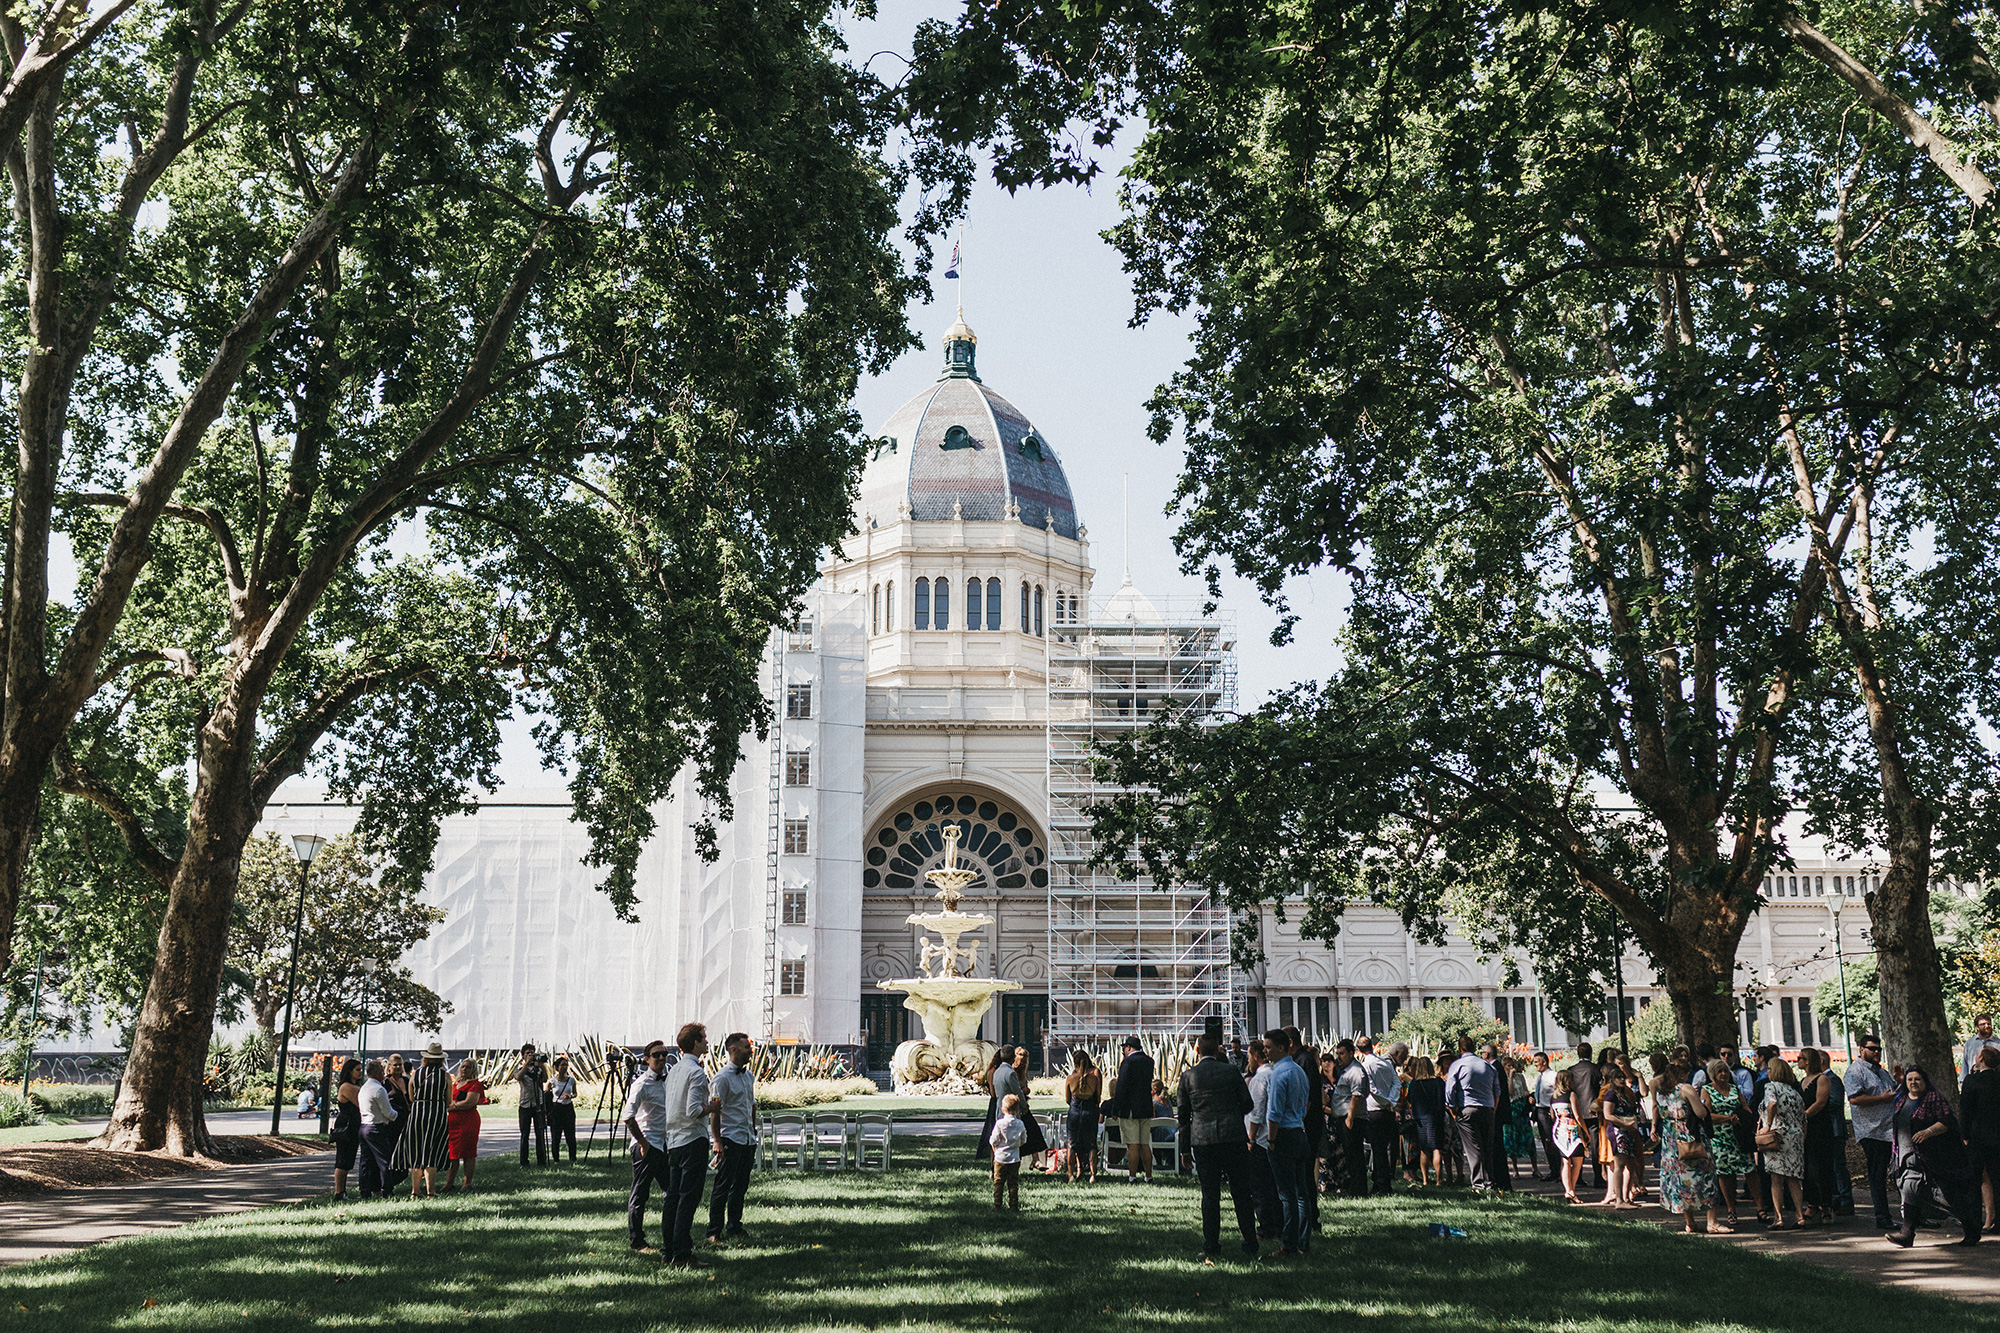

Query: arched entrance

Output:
[858, 788, 1050, 1069]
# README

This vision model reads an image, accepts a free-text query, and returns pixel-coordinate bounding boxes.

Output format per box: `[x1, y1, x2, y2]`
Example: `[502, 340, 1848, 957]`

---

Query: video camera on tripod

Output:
[583, 1041, 643, 1160]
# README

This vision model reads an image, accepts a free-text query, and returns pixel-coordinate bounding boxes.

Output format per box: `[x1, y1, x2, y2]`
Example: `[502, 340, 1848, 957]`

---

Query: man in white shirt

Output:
[1357, 1037, 1401, 1195]
[706, 1032, 758, 1245]
[357, 1059, 398, 1199]
[1530, 1052, 1559, 1182]
[1963, 1014, 2000, 1082]
[622, 1041, 673, 1252]
[1245, 1039, 1279, 1241]
[1844, 1033, 1900, 1229]
[661, 1023, 720, 1267]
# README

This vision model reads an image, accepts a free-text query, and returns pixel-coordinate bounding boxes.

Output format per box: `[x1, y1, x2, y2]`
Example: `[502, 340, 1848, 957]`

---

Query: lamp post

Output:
[19, 902, 58, 1099]
[1610, 919, 1630, 1055]
[357, 958, 379, 1063]
[270, 833, 326, 1133]
[1824, 892, 1853, 1062]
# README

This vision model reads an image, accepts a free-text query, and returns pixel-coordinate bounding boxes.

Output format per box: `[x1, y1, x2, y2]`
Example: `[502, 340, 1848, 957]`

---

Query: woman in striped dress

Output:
[394, 1042, 454, 1197]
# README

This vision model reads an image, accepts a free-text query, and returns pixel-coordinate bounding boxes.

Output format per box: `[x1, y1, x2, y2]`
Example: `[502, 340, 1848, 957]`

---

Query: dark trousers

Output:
[1803, 1136, 1842, 1211]
[1582, 1118, 1603, 1186]
[1899, 1171, 1980, 1238]
[547, 1103, 577, 1162]
[1487, 1110, 1512, 1192]
[1832, 1138, 1854, 1212]
[357, 1124, 397, 1198]
[1457, 1107, 1496, 1190]
[1193, 1141, 1260, 1254]
[1861, 1137, 1894, 1225]
[1365, 1109, 1397, 1193]
[1269, 1127, 1314, 1254]
[628, 1143, 669, 1246]
[1247, 1143, 1281, 1238]
[1342, 1120, 1368, 1195]
[708, 1138, 754, 1238]
[519, 1105, 548, 1165]
[1534, 1106, 1559, 1178]
[665, 1139, 709, 1261]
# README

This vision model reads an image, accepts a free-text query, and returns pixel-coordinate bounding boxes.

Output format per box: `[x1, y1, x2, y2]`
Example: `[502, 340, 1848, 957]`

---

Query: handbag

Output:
[1754, 1103, 1781, 1152]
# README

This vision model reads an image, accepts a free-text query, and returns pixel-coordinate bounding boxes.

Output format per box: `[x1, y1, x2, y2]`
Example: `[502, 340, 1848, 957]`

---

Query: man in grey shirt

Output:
[1357, 1037, 1401, 1195]
[706, 1032, 758, 1244]
[1843, 1033, 1899, 1228]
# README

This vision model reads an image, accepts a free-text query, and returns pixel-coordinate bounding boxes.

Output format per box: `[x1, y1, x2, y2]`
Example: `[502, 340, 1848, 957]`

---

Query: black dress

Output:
[976, 1065, 1049, 1160]
[1067, 1076, 1102, 1158]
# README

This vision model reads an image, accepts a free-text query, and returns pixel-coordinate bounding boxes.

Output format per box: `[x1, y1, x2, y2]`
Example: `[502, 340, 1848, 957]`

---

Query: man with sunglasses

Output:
[622, 1041, 674, 1252]
[1844, 1034, 1899, 1229]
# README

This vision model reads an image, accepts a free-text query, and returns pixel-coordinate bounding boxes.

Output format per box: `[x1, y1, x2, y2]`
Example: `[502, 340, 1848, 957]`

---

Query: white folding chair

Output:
[854, 1112, 894, 1171]
[1148, 1116, 1180, 1173]
[760, 1112, 808, 1170]
[1104, 1118, 1127, 1171]
[810, 1111, 850, 1170]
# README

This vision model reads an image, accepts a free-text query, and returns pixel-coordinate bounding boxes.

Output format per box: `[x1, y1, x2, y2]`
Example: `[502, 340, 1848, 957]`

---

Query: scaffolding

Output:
[762, 628, 785, 1041]
[1045, 595, 1238, 1045]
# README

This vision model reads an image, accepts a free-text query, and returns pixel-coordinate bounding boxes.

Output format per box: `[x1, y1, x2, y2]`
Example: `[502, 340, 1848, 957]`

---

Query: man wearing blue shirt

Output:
[1444, 1039, 1503, 1191]
[1262, 1028, 1313, 1256]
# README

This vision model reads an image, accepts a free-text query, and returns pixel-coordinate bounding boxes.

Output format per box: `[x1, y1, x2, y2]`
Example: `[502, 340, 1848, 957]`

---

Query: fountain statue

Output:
[875, 822, 1021, 1093]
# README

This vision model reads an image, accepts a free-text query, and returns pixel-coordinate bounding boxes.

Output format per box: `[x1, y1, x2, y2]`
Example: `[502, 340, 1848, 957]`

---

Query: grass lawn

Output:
[2, 1137, 1993, 1333]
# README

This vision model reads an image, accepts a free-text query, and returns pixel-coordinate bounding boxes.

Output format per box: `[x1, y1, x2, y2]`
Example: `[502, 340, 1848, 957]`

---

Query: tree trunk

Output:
[97, 710, 259, 1154]
[1645, 926, 1744, 1052]
[0, 766, 42, 971]
[1871, 816, 1957, 1100]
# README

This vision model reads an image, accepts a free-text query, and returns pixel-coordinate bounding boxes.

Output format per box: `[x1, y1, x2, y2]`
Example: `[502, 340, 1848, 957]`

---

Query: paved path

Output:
[0, 1109, 526, 1269]
[1497, 1159, 2000, 1306]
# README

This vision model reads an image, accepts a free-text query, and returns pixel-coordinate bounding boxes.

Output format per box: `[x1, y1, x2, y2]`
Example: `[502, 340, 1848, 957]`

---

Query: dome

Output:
[857, 317, 1080, 539]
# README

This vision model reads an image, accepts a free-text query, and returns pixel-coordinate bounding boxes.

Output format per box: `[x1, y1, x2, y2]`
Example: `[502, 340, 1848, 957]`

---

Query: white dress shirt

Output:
[359, 1077, 397, 1127]
[1247, 1064, 1271, 1147]
[662, 1057, 712, 1149]
[622, 1067, 670, 1150]
[1361, 1053, 1400, 1112]
[1533, 1068, 1557, 1108]
[712, 1062, 757, 1145]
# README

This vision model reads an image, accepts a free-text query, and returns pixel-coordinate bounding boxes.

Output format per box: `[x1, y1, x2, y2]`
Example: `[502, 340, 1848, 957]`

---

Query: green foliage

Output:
[0, 1089, 41, 1128]
[226, 832, 448, 1039]
[1816, 958, 1881, 1041]
[1627, 1001, 1682, 1058]
[27, 1084, 117, 1120]
[1387, 999, 1510, 1058]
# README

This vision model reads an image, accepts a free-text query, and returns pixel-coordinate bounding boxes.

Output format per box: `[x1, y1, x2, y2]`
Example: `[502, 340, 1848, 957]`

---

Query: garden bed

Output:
[0, 1134, 328, 1196]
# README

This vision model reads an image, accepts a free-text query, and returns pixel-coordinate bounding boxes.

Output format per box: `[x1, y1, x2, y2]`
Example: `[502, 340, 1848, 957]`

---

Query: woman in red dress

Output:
[444, 1059, 488, 1191]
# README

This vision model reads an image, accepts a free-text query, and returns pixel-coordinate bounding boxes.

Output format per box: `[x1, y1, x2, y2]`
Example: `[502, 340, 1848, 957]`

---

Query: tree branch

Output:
[51, 743, 177, 887]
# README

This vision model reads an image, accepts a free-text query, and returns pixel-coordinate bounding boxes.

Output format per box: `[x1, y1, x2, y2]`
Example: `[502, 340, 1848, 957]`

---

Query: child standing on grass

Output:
[991, 1093, 1026, 1211]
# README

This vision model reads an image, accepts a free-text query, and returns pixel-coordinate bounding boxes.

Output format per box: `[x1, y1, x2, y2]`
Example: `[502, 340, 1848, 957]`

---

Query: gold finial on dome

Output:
[941, 309, 979, 379]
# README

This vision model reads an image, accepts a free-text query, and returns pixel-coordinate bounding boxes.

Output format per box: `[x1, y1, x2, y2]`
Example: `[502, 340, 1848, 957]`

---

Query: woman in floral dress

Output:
[1656, 1072, 1726, 1233]
[1759, 1057, 1809, 1228]
[1702, 1058, 1753, 1226]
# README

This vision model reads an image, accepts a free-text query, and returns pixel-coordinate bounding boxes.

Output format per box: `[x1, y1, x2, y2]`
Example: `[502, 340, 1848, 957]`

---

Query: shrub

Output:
[0, 1089, 40, 1128]
[27, 1083, 115, 1119]
[753, 1077, 877, 1109]
[1387, 997, 1511, 1058]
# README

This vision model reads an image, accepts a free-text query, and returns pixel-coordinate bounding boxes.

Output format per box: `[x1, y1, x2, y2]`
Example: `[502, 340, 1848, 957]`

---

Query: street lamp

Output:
[270, 832, 326, 1133]
[19, 902, 59, 1099]
[1823, 892, 1853, 1062]
[357, 957, 379, 1063]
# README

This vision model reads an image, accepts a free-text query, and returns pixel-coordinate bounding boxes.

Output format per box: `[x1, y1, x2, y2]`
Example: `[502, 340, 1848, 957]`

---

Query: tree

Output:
[8, 0, 936, 1154]
[1385, 997, 1509, 1058]
[227, 833, 446, 1039]
[911, 0, 2000, 1083]
[1626, 1001, 1681, 1059]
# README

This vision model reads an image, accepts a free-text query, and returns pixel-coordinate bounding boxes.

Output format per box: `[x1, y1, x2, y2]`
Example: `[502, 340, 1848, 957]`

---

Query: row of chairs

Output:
[1040, 1113, 1183, 1173]
[758, 1111, 894, 1172]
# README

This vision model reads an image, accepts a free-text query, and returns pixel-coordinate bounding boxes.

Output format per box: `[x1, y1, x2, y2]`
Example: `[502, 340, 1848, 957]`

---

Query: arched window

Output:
[872, 584, 880, 635]
[914, 578, 930, 630]
[934, 576, 950, 629]
[1034, 585, 1044, 636]
[885, 580, 895, 631]
[1020, 581, 1030, 633]
[965, 578, 982, 630]
[986, 578, 1001, 630]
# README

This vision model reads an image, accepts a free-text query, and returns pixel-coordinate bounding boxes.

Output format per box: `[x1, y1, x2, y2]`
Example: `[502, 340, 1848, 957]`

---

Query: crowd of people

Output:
[977, 1017, 2000, 1261]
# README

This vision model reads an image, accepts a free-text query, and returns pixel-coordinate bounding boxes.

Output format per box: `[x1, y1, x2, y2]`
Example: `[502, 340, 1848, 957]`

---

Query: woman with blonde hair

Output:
[1406, 1055, 1446, 1186]
[1759, 1056, 1808, 1228]
[1064, 1051, 1103, 1182]
[1550, 1067, 1589, 1203]
[443, 1058, 487, 1191]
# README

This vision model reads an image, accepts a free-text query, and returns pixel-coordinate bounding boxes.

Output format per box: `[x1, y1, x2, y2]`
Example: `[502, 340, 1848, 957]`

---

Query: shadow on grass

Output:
[2, 1137, 1995, 1332]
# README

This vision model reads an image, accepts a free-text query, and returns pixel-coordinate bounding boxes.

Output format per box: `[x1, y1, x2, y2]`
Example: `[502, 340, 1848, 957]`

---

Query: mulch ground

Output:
[0, 1134, 329, 1195]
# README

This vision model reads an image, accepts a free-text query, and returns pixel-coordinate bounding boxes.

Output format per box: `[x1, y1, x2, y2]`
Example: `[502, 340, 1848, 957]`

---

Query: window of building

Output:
[1350, 994, 1400, 1038]
[1781, 996, 1797, 1046]
[986, 577, 1001, 630]
[785, 683, 812, 719]
[1020, 581, 1030, 633]
[784, 751, 811, 786]
[1494, 995, 1543, 1046]
[934, 576, 950, 629]
[783, 819, 810, 855]
[885, 580, 894, 630]
[871, 584, 880, 635]
[965, 577, 983, 630]
[1034, 585, 1044, 636]
[782, 889, 808, 925]
[915, 577, 930, 630]
[780, 960, 806, 995]
[787, 619, 813, 652]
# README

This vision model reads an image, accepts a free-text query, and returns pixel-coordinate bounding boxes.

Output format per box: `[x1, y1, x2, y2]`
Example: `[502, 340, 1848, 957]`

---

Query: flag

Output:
[944, 240, 960, 279]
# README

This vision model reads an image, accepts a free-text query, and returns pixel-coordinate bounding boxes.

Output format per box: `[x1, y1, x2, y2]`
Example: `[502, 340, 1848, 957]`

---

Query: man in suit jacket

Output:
[1108, 1036, 1158, 1183]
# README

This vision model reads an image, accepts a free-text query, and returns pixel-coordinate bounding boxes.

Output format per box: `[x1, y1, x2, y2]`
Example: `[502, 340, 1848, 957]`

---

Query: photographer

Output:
[515, 1042, 549, 1166]
[622, 1041, 673, 1252]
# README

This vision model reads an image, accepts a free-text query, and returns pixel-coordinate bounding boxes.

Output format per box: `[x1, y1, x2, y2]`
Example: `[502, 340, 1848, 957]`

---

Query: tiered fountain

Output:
[875, 822, 1020, 1093]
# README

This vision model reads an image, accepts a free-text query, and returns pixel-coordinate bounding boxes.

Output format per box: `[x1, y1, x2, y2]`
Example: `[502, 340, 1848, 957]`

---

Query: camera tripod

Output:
[583, 1044, 635, 1162]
